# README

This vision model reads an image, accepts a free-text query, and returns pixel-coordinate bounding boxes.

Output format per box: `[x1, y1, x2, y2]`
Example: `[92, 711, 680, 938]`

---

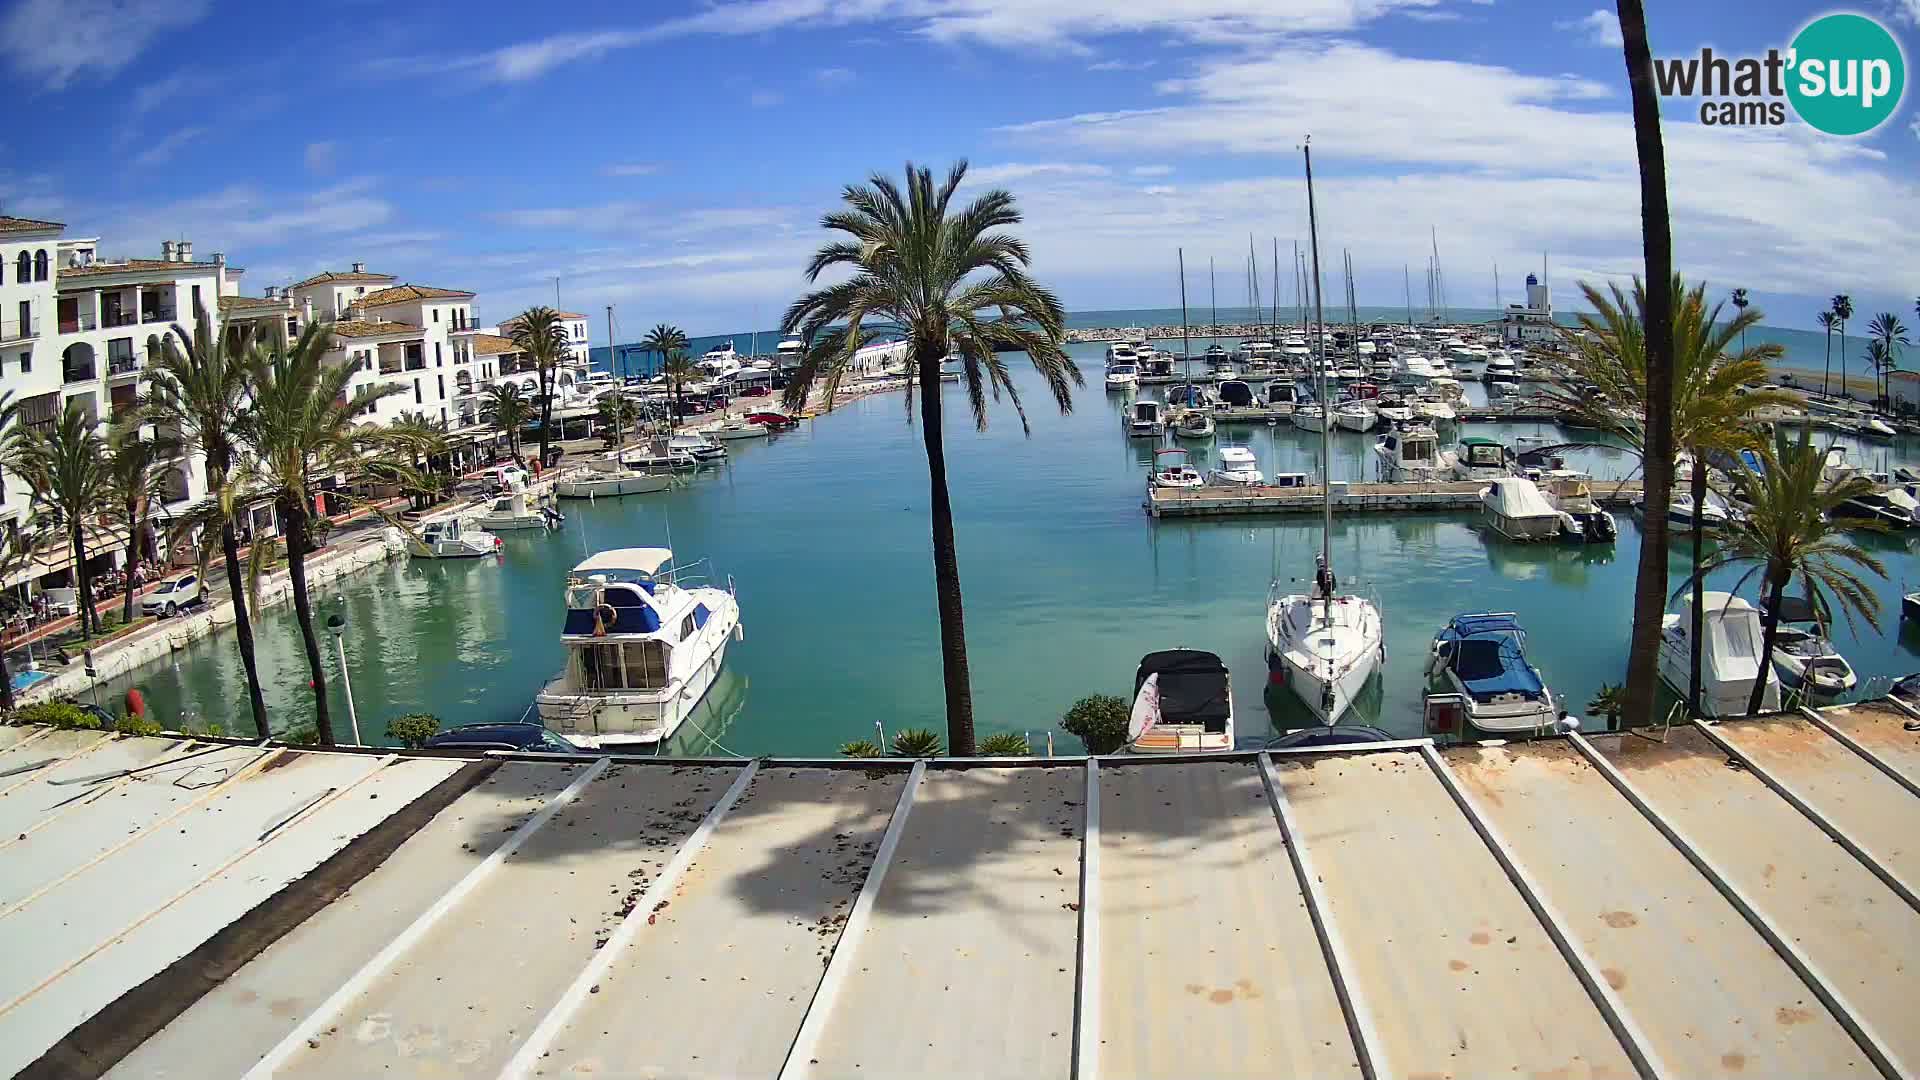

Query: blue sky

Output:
[1, 0, 1916, 340]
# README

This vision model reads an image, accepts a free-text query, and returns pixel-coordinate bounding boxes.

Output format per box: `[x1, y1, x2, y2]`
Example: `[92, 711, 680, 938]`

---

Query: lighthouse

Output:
[1503, 271, 1555, 345]
[1525, 272, 1549, 314]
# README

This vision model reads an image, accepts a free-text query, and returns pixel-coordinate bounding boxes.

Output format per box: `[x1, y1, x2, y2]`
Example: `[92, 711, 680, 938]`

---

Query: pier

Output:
[1147, 478, 1646, 517]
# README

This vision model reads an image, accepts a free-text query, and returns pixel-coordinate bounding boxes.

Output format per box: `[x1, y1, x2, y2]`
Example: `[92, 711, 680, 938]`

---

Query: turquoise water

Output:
[98, 343, 1920, 754]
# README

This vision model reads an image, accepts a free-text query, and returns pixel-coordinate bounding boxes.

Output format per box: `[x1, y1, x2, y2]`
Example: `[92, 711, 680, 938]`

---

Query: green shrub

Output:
[115, 714, 164, 736]
[283, 724, 320, 746]
[838, 739, 884, 758]
[1587, 683, 1626, 728]
[978, 732, 1031, 756]
[388, 712, 442, 749]
[889, 727, 943, 757]
[15, 701, 98, 730]
[1062, 694, 1130, 755]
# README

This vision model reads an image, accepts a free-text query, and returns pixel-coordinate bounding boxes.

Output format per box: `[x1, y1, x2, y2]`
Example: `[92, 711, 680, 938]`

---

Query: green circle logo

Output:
[1786, 13, 1906, 135]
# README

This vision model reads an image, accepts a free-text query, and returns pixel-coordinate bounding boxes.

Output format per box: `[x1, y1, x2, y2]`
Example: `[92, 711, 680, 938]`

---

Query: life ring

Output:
[592, 602, 619, 636]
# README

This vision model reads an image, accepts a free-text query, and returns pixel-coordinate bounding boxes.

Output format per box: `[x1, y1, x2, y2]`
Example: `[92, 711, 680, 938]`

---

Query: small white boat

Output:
[1480, 476, 1562, 541]
[711, 418, 770, 441]
[1414, 398, 1457, 424]
[1174, 409, 1216, 440]
[1642, 490, 1732, 530]
[1267, 558, 1384, 725]
[1376, 397, 1414, 424]
[1104, 363, 1140, 390]
[1859, 417, 1897, 441]
[477, 488, 562, 531]
[1333, 401, 1376, 433]
[1373, 424, 1456, 482]
[1127, 649, 1235, 754]
[1150, 448, 1204, 489]
[1126, 399, 1167, 438]
[535, 547, 741, 745]
[409, 517, 500, 559]
[1659, 591, 1780, 717]
[1771, 625, 1857, 698]
[1537, 471, 1617, 543]
[557, 454, 673, 499]
[1423, 613, 1571, 736]
[1209, 445, 1264, 486]
[1452, 437, 1512, 481]
[668, 433, 727, 462]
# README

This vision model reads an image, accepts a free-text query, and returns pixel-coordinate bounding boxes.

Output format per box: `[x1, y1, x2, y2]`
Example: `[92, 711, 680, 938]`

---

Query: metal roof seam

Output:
[777, 759, 926, 1080]
[1258, 752, 1385, 1080]
[1416, 743, 1668, 1080]
[1795, 706, 1920, 801]
[1566, 732, 1910, 1080]
[1070, 758, 1099, 1080]
[499, 761, 761, 1078]
[240, 758, 612, 1080]
[1688, 719, 1920, 916]
[0, 733, 114, 800]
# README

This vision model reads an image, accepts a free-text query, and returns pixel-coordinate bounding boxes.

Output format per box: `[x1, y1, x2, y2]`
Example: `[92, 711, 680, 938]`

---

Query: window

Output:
[13, 253, 26, 282]
[680, 613, 696, 640]
[579, 640, 668, 690]
[436, 374, 444, 399]
[33, 249, 47, 281]
[287, 316, 298, 337]
[19, 350, 29, 373]
[434, 342, 442, 366]
[413, 378, 422, 405]
[191, 285, 201, 311]
[431, 309, 439, 323]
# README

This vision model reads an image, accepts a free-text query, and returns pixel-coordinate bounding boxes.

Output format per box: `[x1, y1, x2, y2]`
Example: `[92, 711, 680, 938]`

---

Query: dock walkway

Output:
[1148, 478, 1646, 518]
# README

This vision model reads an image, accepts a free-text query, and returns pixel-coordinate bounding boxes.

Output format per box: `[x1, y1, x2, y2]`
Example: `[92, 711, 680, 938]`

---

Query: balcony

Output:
[108, 356, 140, 379]
[58, 312, 97, 334]
[379, 359, 402, 375]
[63, 362, 97, 384]
[0, 316, 37, 343]
[140, 308, 176, 324]
[102, 310, 137, 329]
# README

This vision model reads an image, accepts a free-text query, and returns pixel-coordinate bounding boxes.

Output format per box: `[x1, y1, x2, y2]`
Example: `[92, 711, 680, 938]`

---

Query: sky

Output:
[1, 0, 1917, 342]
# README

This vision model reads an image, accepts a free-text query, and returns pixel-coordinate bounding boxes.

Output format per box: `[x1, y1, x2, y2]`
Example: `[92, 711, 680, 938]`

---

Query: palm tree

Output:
[1867, 312, 1909, 409]
[1817, 310, 1837, 395]
[238, 322, 406, 745]
[1676, 427, 1885, 714]
[1831, 294, 1854, 399]
[388, 410, 449, 508]
[508, 307, 573, 465]
[1730, 288, 1749, 354]
[782, 161, 1079, 755]
[659, 350, 697, 425]
[1555, 276, 1791, 716]
[480, 383, 531, 460]
[7, 403, 109, 638]
[594, 393, 639, 444]
[100, 420, 175, 625]
[147, 307, 270, 738]
[639, 323, 689, 381]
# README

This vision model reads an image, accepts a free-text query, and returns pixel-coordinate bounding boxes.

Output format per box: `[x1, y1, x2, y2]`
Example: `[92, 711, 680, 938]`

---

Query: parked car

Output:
[141, 573, 201, 617]
[421, 722, 590, 753]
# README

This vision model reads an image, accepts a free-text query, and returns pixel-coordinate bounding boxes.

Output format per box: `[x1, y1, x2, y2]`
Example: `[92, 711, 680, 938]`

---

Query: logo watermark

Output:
[1653, 12, 1906, 135]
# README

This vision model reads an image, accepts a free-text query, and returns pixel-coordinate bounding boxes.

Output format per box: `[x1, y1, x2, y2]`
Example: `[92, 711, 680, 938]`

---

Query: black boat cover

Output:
[1134, 650, 1231, 729]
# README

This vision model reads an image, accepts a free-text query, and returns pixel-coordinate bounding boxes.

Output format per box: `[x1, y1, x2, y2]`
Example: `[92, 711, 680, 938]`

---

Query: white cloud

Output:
[0, 0, 210, 89]
[1142, 185, 1177, 196]
[132, 126, 208, 168]
[963, 162, 1112, 185]
[1088, 58, 1156, 71]
[601, 162, 664, 177]
[1130, 164, 1174, 177]
[304, 141, 339, 174]
[1893, 0, 1920, 25]
[814, 66, 855, 84]
[748, 89, 784, 107]
[1911, 112, 1919, 141]
[1555, 9, 1623, 49]
[129, 71, 212, 116]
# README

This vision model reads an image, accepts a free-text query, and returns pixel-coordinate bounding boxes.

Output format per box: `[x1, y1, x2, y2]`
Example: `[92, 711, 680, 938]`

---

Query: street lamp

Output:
[326, 611, 362, 746]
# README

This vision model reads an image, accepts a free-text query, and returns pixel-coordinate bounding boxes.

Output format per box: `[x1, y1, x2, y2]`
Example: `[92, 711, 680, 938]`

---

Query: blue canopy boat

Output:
[1421, 612, 1572, 737]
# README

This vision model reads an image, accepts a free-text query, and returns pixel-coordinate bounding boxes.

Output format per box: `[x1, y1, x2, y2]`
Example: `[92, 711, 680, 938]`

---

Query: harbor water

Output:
[97, 341, 1920, 754]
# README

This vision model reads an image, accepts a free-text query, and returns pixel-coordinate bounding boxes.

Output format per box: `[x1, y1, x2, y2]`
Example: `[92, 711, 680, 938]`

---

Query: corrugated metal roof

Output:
[12, 703, 1920, 1079]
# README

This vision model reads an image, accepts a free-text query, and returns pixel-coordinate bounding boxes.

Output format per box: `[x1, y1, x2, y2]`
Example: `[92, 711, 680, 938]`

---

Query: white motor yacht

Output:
[1104, 362, 1140, 390]
[409, 517, 500, 559]
[535, 547, 741, 746]
[1452, 436, 1513, 481]
[1126, 399, 1167, 438]
[1174, 408, 1216, 440]
[1414, 398, 1457, 424]
[775, 335, 805, 369]
[1659, 591, 1780, 717]
[1373, 424, 1456, 482]
[1480, 476, 1563, 541]
[697, 341, 742, 379]
[1127, 649, 1235, 753]
[1150, 448, 1204, 489]
[1209, 446, 1264, 486]
[1333, 401, 1376, 433]
[711, 417, 770, 441]
[1104, 341, 1138, 366]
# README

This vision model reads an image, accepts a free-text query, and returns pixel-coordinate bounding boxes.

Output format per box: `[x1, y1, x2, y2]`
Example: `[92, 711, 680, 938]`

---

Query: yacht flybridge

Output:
[535, 547, 742, 746]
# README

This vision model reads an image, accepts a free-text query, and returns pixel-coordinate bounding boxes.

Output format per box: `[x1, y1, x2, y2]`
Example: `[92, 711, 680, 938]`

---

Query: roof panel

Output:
[275, 763, 739, 1078]
[1804, 702, 1920, 792]
[1096, 761, 1359, 1079]
[1446, 741, 1866, 1076]
[803, 767, 1082, 1078]
[0, 735, 192, 840]
[1272, 750, 1636, 1079]
[539, 766, 907, 1076]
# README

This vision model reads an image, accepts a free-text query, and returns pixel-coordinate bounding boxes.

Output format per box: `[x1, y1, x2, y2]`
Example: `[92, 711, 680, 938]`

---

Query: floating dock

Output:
[1146, 478, 1645, 518]
[12, 704, 1912, 1079]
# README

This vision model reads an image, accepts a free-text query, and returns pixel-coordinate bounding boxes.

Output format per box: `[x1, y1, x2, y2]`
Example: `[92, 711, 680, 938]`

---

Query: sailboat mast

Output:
[1271, 238, 1281, 340]
[1431, 227, 1447, 323]
[1303, 139, 1332, 585]
[1493, 263, 1502, 313]
[1179, 248, 1191, 394]
[607, 304, 621, 447]
[1293, 242, 1303, 330]
[1209, 258, 1217, 349]
[1404, 264, 1413, 327]
[1248, 235, 1262, 332]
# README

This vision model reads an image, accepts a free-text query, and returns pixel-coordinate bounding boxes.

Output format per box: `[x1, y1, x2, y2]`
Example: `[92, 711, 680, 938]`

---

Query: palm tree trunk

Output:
[72, 526, 95, 639]
[221, 519, 271, 739]
[280, 494, 335, 746]
[1839, 324, 1847, 398]
[1688, 454, 1705, 716]
[537, 366, 555, 465]
[916, 345, 975, 756]
[1750, 569, 1787, 715]
[1823, 326, 1833, 396]
[121, 509, 140, 626]
[0, 628, 14, 713]
[1617, 0, 1677, 728]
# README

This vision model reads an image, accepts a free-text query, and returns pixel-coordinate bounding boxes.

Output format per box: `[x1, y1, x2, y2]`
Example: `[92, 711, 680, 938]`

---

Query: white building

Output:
[1501, 273, 1557, 345]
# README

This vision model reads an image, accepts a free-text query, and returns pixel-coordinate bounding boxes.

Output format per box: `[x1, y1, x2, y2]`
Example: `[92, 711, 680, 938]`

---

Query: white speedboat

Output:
[1452, 436, 1512, 481]
[1537, 471, 1618, 543]
[1126, 399, 1167, 438]
[1642, 491, 1731, 531]
[1423, 613, 1571, 736]
[1658, 591, 1780, 717]
[535, 547, 741, 746]
[1480, 476, 1562, 541]
[1209, 445, 1264, 486]
[1127, 649, 1235, 754]
[1770, 625, 1857, 699]
[1414, 398, 1457, 424]
[1376, 396, 1414, 424]
[1834, 488, 1920, 528]
[477, 488, 562, 532]
[1104, 362, 1140, 390]
[1374, 424, 1455, 482]
[409, 517, 500, 559]
[556, 454, 672, 498]
[1333, 401, 1376, 433]
[1150, 448, 1204, 489]
[1174, 409, 1216, 440]
[711, 417, 770, 441]
[668, 433, 727, 462]
[1105, 341, 1138, 366]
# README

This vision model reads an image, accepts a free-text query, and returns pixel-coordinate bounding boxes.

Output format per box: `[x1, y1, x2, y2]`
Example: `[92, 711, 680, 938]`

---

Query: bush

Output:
[283, 724, 319, 746]
[889, 727, 942, 757]
[1062, 694, 1130, 755]
[15, 701, 99, 730]
[115, 714, 163, 736]
[308, 516, 336, 547]
[978, 732, 1031, 757]
[838, 739, 884, 758]
[388, 712, 442, 749]
[1587, 683, 1626, 728]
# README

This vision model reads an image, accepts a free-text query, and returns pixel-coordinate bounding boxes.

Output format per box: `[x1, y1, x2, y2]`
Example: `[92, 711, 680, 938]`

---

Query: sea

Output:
[95, 321, 1920, 755]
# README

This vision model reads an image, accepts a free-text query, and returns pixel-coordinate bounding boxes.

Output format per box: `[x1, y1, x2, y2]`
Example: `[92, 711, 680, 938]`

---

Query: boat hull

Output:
[556, 473, 672, 498]
[538, 617, 736, 745]
[1658, 618, 1780, 717]
[1266, 596, 1383, 725]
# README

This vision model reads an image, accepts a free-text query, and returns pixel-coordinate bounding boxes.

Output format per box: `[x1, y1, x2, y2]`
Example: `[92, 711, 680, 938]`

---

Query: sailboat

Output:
[1266, 139, 1385, 725]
